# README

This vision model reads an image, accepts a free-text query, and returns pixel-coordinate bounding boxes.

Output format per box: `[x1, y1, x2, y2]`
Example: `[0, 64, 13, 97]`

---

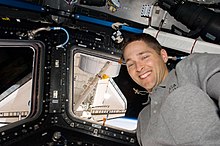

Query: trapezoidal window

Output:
[68, 47, 149, 131]
[0, 40, 43, 128]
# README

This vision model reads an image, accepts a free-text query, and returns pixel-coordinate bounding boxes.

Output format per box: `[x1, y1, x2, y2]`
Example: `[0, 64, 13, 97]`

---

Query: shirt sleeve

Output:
[136, 120, 143, 146]
[136, 104, 151, 146]
[206, 72, 220, 108]
[176, 53, 220, 90]
[176, 53, 220, 108]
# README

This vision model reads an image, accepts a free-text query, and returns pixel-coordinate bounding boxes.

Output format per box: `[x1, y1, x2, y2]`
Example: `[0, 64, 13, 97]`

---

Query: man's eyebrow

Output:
[125, 58, 131, 64]
[125, 51, 151, 63]
[138, 51, 151, 55]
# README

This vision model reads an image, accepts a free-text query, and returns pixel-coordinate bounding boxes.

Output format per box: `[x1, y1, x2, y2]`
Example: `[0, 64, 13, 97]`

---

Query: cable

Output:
[168, 56, 187, 61]
[27, 27, 51, 39]
[190, 39, 197, 54]
[50, 27, 70, 48]
[155, 11, 168, 38]
[133, 88, 148, 95]
[143, 96, 151, 106]
[28, 27, 70, 48]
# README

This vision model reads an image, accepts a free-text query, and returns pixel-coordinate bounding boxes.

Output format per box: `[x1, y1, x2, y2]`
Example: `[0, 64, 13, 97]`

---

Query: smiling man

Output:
[122, 33, 220, 146]
[123, 35, 169, 93]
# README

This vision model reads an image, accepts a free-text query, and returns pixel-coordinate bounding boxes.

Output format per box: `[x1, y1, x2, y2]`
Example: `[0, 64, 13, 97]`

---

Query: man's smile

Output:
[139, 71, 152, 79]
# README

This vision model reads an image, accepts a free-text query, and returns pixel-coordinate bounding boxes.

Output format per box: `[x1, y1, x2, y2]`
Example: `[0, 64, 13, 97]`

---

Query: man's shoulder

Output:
[177, 52, 219, 65]
[175, 53, 207, 71]
[176, 52, 220, 72]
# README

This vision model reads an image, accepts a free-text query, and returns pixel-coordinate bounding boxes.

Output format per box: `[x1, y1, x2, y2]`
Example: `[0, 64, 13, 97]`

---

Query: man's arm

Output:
[207, 72, 220, 108]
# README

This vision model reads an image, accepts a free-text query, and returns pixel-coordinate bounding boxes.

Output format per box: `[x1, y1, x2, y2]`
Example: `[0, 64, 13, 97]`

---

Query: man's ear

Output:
[160, 49, 168, 63]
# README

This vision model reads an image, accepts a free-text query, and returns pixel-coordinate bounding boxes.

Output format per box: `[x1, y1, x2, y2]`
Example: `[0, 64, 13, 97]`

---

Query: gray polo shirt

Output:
[136, 53, 220, 146]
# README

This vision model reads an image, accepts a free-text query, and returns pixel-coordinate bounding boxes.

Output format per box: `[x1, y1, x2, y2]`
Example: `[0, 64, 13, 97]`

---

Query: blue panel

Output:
[0, 0, 44, 12]
[75, 14, 143, 34]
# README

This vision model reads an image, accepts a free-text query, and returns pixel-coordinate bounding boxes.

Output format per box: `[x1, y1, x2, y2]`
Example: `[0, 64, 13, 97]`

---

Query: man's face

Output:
[123, 40, 169, 92]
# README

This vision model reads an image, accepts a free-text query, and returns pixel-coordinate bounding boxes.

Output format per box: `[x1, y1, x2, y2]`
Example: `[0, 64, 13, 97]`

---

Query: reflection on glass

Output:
[0, 47, 34, 127]
[72, 52, 137, 131]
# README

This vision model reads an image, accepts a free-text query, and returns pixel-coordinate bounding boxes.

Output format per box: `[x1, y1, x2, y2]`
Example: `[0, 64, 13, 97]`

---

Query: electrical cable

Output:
[190, 39, 197, 54]
[28, 27, 70, 48]
[50, 27, 70, 48]
[155, 11, 168, 38]
[168, 56, 187, 61]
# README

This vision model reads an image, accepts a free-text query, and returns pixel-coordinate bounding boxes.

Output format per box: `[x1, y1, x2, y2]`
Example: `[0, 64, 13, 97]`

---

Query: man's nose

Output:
[136, 62, 144, 72]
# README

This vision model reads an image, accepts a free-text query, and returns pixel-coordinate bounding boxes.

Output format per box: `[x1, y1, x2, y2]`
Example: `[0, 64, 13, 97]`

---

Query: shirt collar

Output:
[151, 69, 178, 94]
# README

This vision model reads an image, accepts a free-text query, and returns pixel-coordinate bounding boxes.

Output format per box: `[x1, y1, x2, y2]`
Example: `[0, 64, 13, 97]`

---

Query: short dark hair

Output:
[122, 33, 162, 57]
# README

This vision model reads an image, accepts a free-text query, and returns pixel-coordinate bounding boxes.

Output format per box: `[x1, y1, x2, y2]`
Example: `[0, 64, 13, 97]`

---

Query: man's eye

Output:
[142, 55, 149, 60]
[127, 63, 134, 68]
